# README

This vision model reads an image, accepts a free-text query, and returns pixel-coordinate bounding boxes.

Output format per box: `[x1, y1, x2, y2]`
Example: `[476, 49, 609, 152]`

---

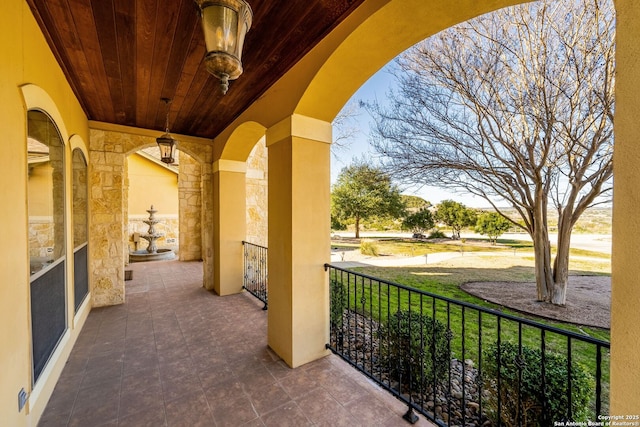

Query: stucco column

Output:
[266, 114, 331, 368]
[611, 0, 640, 413]
[212, 160, 246, 295]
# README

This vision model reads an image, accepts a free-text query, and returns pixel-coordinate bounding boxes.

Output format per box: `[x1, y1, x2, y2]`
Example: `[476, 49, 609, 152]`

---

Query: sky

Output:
[330, 64, 492, 209]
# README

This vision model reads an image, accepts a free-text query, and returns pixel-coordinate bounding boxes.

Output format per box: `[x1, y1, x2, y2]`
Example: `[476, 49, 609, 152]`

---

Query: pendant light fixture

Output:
[194, 0, 253, 94]
[156, 98, 177, 164]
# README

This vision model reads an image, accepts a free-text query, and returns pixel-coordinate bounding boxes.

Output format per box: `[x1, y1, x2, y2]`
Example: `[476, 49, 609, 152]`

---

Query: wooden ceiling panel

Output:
[134, 0, 157, 127]
[113, 0, 137, 126]
[25, 0, 366, 139]
[61, 0, 114, 121]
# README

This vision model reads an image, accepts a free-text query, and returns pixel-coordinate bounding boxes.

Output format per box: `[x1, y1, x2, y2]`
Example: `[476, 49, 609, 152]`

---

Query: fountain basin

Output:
[129, 248, 175, 263]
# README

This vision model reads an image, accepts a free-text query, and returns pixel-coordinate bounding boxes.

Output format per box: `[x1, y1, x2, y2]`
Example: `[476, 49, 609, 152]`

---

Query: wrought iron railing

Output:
[325, 263, 610, 426]
[242, 241, 268, 309]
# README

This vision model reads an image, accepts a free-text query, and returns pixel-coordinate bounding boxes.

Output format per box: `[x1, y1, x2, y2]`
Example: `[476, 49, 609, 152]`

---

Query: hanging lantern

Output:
[156, 98, 177, 164]
[195, 0, 253, 94]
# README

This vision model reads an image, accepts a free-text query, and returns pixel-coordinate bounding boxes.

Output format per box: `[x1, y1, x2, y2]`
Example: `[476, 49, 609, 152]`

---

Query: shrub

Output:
[329, 278, 347, 331]
[427, 229, 447, 239]
[331, 214, 347, 231]
[360, 240, 379, 256]
[378, 310, 451, 393]
[483, 341, 594, 426]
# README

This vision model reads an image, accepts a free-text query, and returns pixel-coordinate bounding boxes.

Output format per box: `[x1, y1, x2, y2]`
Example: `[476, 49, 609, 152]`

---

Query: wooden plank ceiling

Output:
[26, 0, 364, 139]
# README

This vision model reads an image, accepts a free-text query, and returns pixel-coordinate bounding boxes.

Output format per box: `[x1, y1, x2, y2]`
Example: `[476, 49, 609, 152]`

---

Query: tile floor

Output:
[38, 260, 435, 427]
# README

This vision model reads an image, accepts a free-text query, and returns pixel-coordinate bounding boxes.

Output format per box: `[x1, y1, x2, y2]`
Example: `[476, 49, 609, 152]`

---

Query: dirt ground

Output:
[461, 276, 611, 329]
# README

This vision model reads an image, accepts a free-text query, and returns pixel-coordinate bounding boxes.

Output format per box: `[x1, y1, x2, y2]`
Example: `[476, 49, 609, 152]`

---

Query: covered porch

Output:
[38, 260, 434, 427]
[3, 1, 640, 425]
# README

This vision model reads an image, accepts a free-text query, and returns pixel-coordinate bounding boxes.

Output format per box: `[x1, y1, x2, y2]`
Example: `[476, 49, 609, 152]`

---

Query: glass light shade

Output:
[156, 133, 177, 164]
[195, 0, 252, 94]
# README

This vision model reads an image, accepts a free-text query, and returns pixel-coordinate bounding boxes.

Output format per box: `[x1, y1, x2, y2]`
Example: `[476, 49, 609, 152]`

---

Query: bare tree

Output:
[332, 100, 362, 155]
[367, 0, 614, 305]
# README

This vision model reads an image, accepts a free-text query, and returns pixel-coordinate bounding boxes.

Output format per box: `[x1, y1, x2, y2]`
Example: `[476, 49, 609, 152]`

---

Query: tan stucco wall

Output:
[1, 1, 90, 426]
[27, 163, 54, 216]
[127, 153, 179, 215]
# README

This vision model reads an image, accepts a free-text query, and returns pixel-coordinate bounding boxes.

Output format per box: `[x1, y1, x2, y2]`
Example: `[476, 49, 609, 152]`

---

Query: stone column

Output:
[212, 160, 246, 296]
[88, 130, 126, 306]
[266, 114, 331, 368]
[123, 159, 129, 264]
[201, 163, 215, 291]
[179, 154, 202, 261]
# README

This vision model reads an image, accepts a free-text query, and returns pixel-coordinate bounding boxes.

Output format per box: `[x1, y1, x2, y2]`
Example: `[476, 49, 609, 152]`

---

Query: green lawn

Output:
[328, 241, 611, 414]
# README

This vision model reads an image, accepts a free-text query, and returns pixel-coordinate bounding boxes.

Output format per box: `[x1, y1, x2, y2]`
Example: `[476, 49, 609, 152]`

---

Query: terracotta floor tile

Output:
[211, 395, 259, 427]
[246, 382, 292, 416]
[161, 372, 203, 403]
[278, 368, 320, 399]
[343, 393, 396, 426]
[117, 405, 167, 427]
[198, 363, 236, 389]
[294, 388, 350, 424]
[165, 390, 215, 427]
[259, 401, 312, 427]
[36, 410, 72, 427]
[119, 382, 164, 419]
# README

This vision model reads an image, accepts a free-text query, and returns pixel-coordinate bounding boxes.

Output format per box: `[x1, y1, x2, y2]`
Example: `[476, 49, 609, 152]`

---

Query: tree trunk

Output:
[532, 231, 554, 301]
[551, 211, 573, 306]
[355, 215, 360, 239]
[531, 197, 554, 302]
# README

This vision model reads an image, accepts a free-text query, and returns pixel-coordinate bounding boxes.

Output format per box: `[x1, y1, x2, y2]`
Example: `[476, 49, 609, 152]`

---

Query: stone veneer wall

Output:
[246, 137, 268, 247]
[28, 218, 54, 259]
[89, 128, 214, 306]
[87, 126, 270, 304]
[89, 130, 127, 306]
[72, 149, 89, 248]
[179, 154, 202, 260]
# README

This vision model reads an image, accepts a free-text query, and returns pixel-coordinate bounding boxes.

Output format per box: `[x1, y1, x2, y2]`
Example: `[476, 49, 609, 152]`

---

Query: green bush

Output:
[378, 310, 451, 392]
[483, 341, 594, 426]
[360, 240, 379, 256]
[331, 214, 347, 231]
[329, 278, 347, 331]
[427, 229, 447, 239]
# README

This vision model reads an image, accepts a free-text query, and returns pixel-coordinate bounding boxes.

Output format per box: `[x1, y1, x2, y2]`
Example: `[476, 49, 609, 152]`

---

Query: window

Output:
[27, 110, 67, 383]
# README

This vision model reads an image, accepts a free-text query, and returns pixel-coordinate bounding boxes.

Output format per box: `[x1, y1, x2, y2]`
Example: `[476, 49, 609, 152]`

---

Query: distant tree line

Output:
[331, 163, 511, 243]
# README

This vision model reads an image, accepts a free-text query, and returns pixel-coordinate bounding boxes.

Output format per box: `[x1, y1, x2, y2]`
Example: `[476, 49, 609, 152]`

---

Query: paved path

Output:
[332, 231, 612, 255]
[330, 251, 463, 268]
[330, 248, 609, 269]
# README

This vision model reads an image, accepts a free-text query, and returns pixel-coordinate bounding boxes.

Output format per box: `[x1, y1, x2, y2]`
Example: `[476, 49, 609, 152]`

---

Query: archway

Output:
[88, 125, 214, 304]
[284, 0, 635, 413]
[211, 121, 268, 295]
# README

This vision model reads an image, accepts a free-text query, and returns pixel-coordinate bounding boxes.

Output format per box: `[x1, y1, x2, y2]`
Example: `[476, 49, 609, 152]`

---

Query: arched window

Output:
[27, 110, 67, 383]
[72, 148, 89, 313]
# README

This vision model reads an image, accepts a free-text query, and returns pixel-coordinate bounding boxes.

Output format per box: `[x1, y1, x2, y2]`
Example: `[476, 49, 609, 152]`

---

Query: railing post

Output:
[241, 241, 268, 309]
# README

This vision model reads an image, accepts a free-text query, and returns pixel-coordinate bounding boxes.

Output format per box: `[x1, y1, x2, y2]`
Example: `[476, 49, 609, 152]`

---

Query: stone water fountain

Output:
[129, 205, 176, 262]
